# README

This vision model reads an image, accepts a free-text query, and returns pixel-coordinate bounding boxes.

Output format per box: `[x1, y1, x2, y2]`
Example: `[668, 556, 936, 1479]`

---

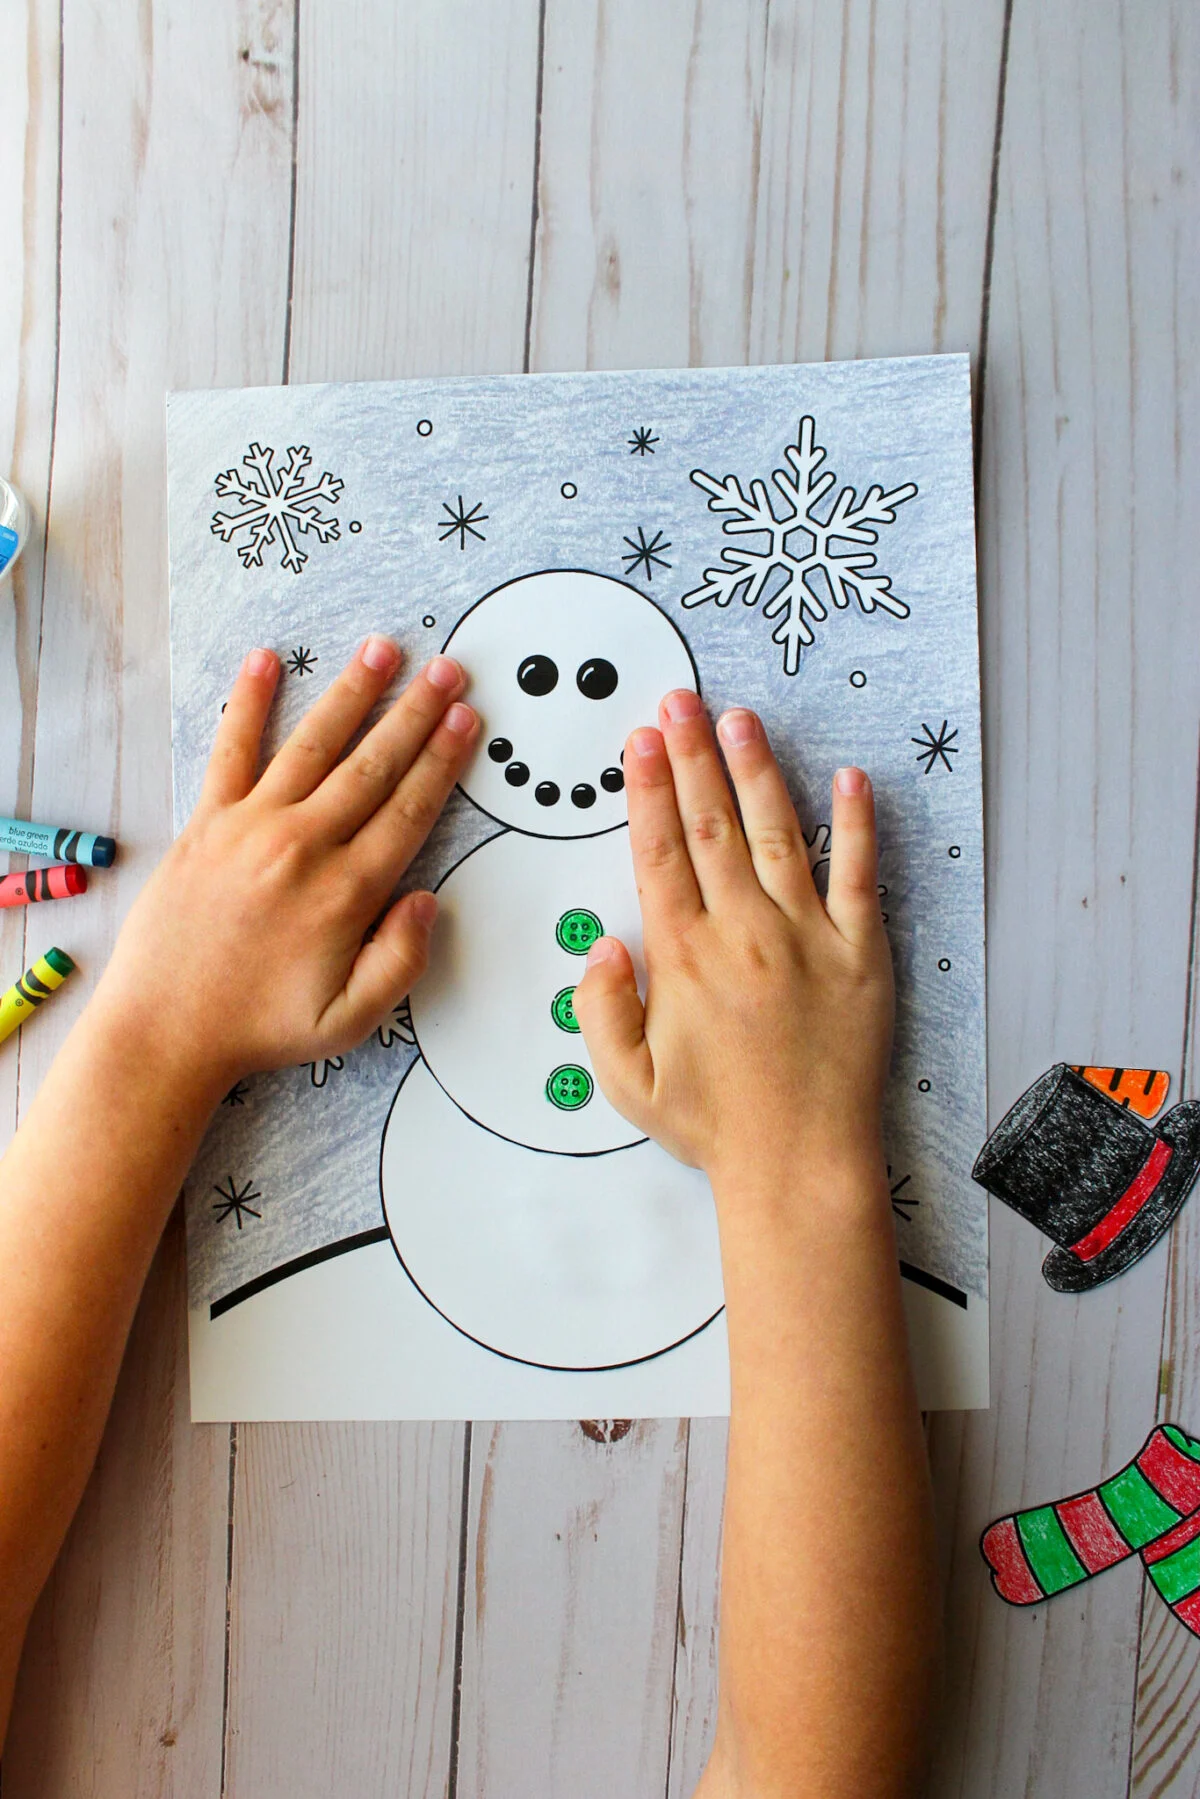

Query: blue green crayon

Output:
[0, 816, 116, 867]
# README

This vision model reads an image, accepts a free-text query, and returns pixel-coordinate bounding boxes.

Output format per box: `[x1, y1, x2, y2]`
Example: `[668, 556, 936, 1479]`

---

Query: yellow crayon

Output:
[0, 947, 75, 1045]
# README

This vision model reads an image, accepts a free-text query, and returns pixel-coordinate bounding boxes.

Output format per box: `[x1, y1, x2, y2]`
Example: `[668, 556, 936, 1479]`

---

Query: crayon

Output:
[0, 947, 76, 1046]
[0, 866, 88, 908]
[0, 817, 116, 867]
[0, 477, 30, 579]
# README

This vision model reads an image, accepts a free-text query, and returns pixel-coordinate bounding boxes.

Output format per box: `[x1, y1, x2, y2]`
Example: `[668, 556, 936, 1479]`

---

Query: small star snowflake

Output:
[628, 427, 659, 456]
[621, 526, 672, 582]
[212, 1176, 262, 1229]
[912, 720, 959, 774]
[222, 1081, 250, 1107]
[684, 417, 917, 674]
[438, 496, 488, 548]
[211, 442, 342, 574]
[286, 646, 318, 677]
[308, 1056, 344, 1088]
[379, 998, 416, 1049]
[888, 1168, 917, 1223]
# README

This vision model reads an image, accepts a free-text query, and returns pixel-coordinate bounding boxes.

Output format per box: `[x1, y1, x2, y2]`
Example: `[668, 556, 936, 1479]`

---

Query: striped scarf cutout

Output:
[982, 1425, 1200, 1629]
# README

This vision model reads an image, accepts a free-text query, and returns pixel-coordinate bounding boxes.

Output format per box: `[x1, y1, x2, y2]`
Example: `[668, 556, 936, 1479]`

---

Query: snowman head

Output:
[444, 569, 698, 837]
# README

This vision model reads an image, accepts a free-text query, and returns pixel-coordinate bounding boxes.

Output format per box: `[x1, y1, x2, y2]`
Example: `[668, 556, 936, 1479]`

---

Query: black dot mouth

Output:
[487, 737, 626, 808]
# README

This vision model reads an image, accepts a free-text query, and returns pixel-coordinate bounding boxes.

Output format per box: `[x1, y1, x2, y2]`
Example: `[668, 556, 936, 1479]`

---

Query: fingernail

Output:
[361, 634, 400, 672]
[426, 654, 462, 691]
[587, 936, 619, 966]
[244, 648, 276, 677]
[443, 702, 476, 736]
[630, 727, 662, 759]
[662, 688, 702, 724]
[411, 891, 438, 930]
[836, 766, 868, 796]
[717, 709, 760, 749]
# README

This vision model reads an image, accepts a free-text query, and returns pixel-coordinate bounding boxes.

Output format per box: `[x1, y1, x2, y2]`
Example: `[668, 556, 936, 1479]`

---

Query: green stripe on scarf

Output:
[1016, 1506, 1087, 1595]
[1098, 1464, 1180, 1548]
[1147, 1535, 1200, 1607]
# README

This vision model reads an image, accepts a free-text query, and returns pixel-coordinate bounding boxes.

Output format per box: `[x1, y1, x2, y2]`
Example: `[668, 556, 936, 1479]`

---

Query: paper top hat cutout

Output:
[972, 1064, 1200, 1291]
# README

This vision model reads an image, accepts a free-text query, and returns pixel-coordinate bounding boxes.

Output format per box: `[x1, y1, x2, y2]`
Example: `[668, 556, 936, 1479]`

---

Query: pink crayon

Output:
[0, 865, 88, 908]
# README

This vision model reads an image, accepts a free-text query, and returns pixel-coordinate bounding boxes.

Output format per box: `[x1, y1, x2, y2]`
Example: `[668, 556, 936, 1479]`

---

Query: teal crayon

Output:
[0, 946, 76, 1045]
[0, 816, 116, 867]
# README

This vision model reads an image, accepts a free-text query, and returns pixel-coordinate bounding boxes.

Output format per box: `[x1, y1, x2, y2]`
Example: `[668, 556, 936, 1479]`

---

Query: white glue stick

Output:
[0, 479, 30, 579]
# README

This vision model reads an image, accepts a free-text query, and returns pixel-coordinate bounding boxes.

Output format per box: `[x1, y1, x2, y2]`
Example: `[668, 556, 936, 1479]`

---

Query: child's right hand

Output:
[573, 688, 893, 1192]
[95, 637, 478, 1093]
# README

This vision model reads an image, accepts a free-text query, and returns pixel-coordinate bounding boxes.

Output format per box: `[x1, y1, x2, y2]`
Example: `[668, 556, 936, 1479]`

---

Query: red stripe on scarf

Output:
[982, 1518, 1043, 1605]
[1137, 1428, 1200, 1517]
[1056, 1491, 1131, 1573]
[1167, 1590, 1200, 1637]
[1141, 1508, 1200, 1566]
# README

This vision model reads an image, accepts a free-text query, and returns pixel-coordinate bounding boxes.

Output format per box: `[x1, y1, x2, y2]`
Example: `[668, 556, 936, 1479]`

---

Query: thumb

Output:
[323, 889, 438, 1046]
[572, 936, 654, 1124]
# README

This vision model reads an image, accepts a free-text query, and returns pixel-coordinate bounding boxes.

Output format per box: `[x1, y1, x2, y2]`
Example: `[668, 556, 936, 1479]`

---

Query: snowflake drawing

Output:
[222, 1080, 250, 1107]
[211, 443, 343, 574]
[379, 998, 416, 1049]
[628, 427, 659, 456]
[438, 496, 488, 548]
[286, 646, 318, 677]
[308, 1056, 344, 1089]
[683, 417, 918, 674]
[889, 1168, 917, 1223]
[212, 1176, 262, 1230]
[912, 720, 958, 773]
[804, 821, 831, 879]
[622, 526, 672, 582]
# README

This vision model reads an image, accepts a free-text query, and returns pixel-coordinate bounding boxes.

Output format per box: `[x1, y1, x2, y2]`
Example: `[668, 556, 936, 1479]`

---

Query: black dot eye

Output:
[517, 655, 558, 696]
[505, 762, 530, 786]
[576, 657, 618, 700]
[571, 783, 596, 809]
[600, 766, 624, 793]
[488, 737, 513, 762]
[535, 781, 560, 807]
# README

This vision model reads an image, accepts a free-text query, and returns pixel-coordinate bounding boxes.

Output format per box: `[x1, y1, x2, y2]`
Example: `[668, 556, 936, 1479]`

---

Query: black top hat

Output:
[972, 1064, 1200, 1292]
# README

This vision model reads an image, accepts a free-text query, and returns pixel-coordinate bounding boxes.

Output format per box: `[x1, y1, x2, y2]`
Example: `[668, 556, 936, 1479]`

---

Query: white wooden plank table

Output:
[1, 3, 1196, 1793]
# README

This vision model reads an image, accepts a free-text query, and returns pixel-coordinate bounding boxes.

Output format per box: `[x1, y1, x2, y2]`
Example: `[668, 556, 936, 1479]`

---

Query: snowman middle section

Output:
[381, 828, 727, 1369]
[414, 828, 649, 1153]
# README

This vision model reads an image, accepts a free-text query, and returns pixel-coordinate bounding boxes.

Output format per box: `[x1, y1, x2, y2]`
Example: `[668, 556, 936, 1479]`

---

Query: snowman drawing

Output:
[379, 568, 727, 1371]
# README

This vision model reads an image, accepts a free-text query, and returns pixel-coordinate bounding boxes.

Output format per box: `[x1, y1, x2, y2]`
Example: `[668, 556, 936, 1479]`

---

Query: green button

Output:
[556, 907, 603, 955]
[551, 986, 580, 1033]
[545, 1063, 593, 1110]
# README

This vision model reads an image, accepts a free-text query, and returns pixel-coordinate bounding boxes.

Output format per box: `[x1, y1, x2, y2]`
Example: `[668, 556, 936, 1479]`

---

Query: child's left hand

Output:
[95, 636, 478, 1092]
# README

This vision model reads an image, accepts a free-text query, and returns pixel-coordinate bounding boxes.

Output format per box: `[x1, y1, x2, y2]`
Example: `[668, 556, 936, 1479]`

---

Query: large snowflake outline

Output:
[682, 417, 918, 674]
[211, 442, 343, 574]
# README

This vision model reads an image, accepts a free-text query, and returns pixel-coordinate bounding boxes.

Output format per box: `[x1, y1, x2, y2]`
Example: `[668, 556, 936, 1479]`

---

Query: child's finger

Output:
[573, 936, 654, 1121]
[349, 702, 478, 885]
[201, 649, 280, 807]
[658, 691, 758, 910]
[624, 726, 703, 929]
[257, 635, 403, 805]
[308, 656, 465, 839]
[320, 889, 439, 1045]
[825, 767, 884, 946]
[715, 709, 820, 921]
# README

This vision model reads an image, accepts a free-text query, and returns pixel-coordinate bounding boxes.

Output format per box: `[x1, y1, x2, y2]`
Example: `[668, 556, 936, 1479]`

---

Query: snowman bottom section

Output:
[381, 1059, 725, 1371]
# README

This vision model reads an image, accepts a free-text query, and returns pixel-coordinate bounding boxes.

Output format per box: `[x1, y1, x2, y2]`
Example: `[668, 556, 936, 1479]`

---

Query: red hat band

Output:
[1070, 1138, 1175, 1264]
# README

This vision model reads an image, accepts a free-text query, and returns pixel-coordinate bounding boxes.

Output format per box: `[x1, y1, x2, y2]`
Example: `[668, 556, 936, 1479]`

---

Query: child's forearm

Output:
[700, 1146, 941, 1799]
[0, 984, 225, 1734]
[0, 643, 476, 1747]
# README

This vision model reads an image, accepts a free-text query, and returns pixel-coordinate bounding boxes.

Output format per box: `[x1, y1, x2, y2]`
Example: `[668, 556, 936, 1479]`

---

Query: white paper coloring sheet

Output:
[167, 356, 988, 1420]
